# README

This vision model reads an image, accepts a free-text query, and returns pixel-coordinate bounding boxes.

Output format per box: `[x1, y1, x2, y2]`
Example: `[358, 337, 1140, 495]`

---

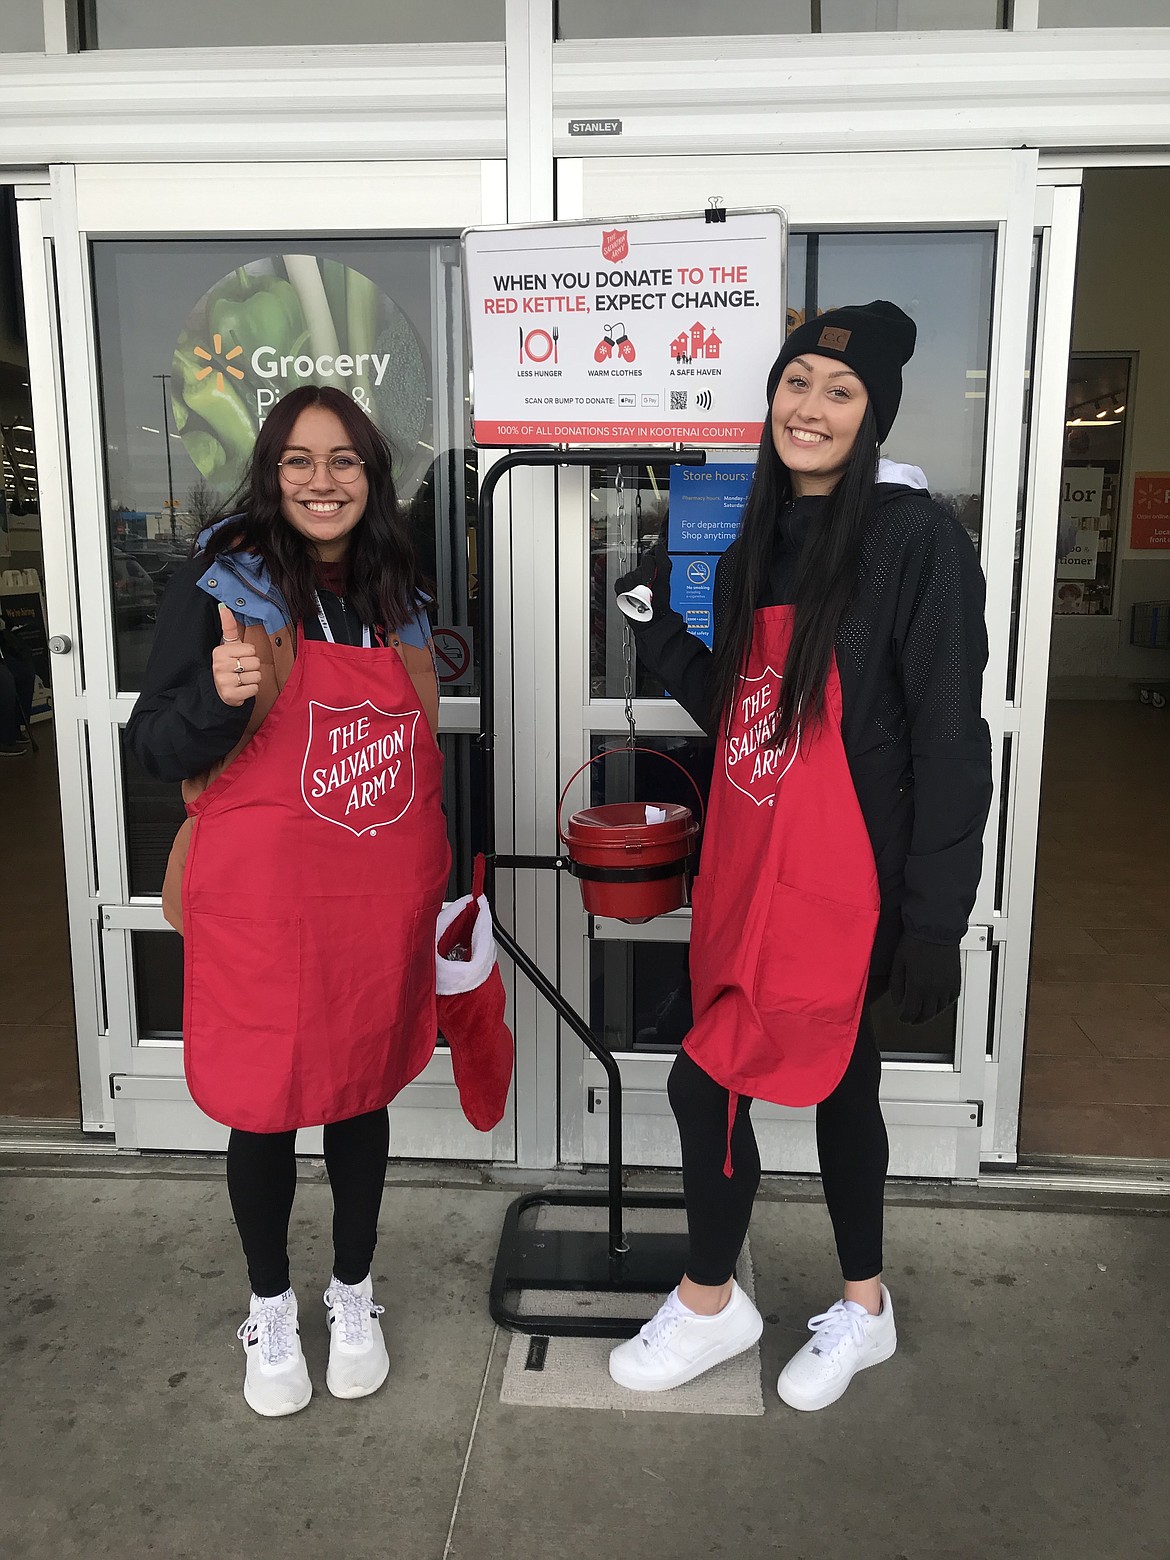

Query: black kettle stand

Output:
[477, 446, 706, 1338]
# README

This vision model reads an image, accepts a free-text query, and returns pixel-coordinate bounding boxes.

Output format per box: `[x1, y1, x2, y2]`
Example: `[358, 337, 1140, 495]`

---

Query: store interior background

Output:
[1022, 167, 1170, 1161]
[0, 190, 80, 1123]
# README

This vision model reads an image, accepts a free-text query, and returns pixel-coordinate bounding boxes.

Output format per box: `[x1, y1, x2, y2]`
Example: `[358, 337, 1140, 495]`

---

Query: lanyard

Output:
[314, 591, 371, 649]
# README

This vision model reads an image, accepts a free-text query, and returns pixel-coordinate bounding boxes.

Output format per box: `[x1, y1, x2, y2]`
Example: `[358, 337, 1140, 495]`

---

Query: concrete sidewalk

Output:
[1, 1157, 1166, 1560]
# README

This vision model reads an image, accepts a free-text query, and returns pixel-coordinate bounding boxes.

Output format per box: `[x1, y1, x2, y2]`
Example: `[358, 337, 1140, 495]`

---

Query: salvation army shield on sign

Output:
[725, 667, 799, 807]
[601, 228, 629, 263]
[301, 700, 419, 837]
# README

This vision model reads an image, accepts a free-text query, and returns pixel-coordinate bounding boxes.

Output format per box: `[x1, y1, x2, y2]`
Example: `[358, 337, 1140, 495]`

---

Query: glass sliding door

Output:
[550, 149, 1038, 1178]
[51, 160, 508, 1156]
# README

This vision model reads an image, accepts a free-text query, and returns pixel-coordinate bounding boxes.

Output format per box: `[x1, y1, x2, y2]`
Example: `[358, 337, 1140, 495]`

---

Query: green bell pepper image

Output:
[173, 347, 256, 465]
[184, 429, 228, 481]
[210, 275, 310, 382]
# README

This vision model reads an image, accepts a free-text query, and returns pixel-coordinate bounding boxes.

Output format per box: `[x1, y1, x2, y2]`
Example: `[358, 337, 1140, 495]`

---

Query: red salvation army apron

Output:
[686, 604, 879, 1118]
[181, 615, 451, 1134]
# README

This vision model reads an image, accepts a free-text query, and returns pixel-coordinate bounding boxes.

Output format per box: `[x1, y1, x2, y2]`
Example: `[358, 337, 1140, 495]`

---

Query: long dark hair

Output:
[203, 385, 422, 632]
[708, 402, 878, 749]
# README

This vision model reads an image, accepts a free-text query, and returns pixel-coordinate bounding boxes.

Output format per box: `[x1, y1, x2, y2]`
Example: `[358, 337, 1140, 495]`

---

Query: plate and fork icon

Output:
[519, 326, 561, 365]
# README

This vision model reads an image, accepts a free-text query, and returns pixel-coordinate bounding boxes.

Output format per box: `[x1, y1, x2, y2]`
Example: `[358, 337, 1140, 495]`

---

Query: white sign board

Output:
[462, 210, 786, 447]
[1057, 465, 1103, 580]
[1056, 519, 1100, 581]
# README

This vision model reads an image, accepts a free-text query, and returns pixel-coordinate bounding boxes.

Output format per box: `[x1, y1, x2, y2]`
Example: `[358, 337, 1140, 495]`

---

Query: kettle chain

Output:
[616, 465, 636, 753]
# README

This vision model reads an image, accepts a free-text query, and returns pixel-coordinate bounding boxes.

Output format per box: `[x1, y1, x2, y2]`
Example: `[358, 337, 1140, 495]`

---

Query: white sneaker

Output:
[236, 1289, 313, 1418]
[608, 1280, 763, 1393]
[777, 1283, 897, 1412]
[323, 1275, 390, 1400]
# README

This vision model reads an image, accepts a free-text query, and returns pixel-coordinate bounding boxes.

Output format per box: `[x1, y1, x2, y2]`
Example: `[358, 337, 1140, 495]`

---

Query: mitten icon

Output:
[594, 322, 636, 363]
[435, 854, 514, 1132]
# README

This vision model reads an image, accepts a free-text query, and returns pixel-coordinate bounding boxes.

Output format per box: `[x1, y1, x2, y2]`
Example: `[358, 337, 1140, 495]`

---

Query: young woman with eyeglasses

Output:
[609, 302, 992, 1410]
[127, 384, 450, 1417]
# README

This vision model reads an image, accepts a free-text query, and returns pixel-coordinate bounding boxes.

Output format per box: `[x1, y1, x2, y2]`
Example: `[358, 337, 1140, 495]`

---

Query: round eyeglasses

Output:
[278, 454, 366, 486]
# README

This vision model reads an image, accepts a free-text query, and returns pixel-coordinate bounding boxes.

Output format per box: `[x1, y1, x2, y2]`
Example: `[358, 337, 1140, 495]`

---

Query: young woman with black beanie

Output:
[608, 301, 993, 1410]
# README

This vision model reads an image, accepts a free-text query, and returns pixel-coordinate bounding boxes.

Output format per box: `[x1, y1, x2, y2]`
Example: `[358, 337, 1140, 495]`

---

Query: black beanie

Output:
[765, 300, 917, 444]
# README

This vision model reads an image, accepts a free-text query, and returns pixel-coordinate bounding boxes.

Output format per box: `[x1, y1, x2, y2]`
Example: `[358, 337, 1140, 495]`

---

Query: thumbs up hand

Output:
[212, 604, 262, 707]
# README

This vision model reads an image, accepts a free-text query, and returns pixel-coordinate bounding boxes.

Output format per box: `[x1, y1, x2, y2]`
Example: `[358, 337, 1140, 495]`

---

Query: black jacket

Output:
[125, 558, 364, 784]
[628, 483, 993, 947]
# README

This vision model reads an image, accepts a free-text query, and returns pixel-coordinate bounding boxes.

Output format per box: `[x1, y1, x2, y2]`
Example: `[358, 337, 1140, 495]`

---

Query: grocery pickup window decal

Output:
[172, 256, 429, 496]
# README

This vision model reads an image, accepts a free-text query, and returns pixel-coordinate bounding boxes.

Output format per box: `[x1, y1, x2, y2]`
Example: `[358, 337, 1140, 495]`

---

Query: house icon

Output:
[672, 322, 720, 361]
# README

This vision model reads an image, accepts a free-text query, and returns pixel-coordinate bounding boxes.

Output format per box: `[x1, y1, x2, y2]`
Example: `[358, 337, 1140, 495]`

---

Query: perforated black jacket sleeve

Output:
[123, 562, 251, 783]
[622, 556, 731, 735]
[892, 515, 993, 944]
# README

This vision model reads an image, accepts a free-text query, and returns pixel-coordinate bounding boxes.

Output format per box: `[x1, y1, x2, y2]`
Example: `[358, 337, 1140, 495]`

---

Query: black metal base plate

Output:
[490, 1189, 689, 1338]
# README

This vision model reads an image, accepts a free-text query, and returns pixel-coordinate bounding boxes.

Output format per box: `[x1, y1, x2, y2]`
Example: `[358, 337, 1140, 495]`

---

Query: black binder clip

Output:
[705, 196, 726, 224]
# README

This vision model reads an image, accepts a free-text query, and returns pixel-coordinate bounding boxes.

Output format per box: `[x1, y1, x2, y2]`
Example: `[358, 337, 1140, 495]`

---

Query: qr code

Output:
[670, 390, 687, 411]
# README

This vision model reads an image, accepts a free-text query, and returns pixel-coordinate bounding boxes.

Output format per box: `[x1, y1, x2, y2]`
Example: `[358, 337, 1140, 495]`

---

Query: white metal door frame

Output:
[41, 157, 516, 1155]
[13, 186, 114, 1132]
[987, 153, 1170, 1161]
[984, 175, 1084, 1162]
[544, 148, 1041, 1179]
[495, 0, 561, 1172]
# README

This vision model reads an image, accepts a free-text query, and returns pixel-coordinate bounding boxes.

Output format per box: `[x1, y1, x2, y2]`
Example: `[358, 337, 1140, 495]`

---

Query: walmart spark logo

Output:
[193, 334, 245, 393]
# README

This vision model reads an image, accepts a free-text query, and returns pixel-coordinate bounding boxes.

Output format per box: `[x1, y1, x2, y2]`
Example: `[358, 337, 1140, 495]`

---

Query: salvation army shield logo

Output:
[601, 228, 629, 263]
[724, 666, 799, 807]
[301, 700, 419, 837]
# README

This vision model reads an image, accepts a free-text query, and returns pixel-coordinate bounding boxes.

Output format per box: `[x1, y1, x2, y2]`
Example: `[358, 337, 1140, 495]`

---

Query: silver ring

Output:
[235, 669, 244, 682]
[234, 659, 244, 674]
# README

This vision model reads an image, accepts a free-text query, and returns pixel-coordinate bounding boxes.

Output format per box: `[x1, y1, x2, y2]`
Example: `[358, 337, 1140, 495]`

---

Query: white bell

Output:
[616, 583, 654, 622]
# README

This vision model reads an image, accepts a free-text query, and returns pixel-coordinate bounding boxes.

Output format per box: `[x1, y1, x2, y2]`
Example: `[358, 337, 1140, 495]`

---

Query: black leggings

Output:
[226, 1107, 390, 1299]
[668, 1008, 889, 1286]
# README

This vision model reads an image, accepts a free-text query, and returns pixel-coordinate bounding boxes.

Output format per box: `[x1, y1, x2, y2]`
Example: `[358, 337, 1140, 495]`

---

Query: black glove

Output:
[615, 538, 673, 620]
[889, 934, 961, 1025]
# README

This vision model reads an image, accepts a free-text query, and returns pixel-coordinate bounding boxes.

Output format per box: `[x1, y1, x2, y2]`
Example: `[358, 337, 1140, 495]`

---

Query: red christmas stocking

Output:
[435, 855, 514, 1132]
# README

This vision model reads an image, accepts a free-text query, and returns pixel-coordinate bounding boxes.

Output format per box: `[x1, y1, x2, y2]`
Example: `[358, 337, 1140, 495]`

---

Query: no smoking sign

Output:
[432, 625, 475, 687]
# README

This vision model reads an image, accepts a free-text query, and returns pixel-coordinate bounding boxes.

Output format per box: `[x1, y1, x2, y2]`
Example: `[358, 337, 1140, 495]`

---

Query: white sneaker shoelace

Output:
[637, 1294, 690, 1354]
[324, 1282, 385, 1346]
[806, 1299, 870, 1360]
[237, 1296, 297, 1367]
